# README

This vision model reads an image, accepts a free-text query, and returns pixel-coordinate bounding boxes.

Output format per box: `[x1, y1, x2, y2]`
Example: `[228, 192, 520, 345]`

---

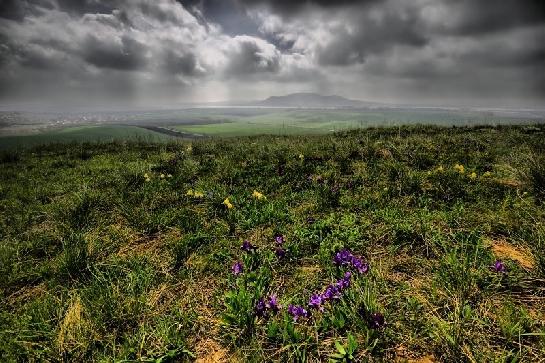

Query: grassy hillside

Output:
[1, 125, 545, 362]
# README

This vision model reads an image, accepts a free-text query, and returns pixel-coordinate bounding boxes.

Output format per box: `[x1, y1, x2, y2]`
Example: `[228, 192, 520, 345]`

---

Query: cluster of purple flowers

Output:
[333, 249, 369, 274]
[305, 271, 352, 316]
[255, 294, 280, 318]
[274, 234, 287, 258]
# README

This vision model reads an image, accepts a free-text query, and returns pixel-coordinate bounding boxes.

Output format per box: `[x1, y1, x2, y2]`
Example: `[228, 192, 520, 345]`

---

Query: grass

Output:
[1, 124, 545, 362]
[0, 125, 176, 150]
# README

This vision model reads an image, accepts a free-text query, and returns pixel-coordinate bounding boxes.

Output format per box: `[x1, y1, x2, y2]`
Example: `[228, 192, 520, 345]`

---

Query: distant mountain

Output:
[255, 93, 377, 108]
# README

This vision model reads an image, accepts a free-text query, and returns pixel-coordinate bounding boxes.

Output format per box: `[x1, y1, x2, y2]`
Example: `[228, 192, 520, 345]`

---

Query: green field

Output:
[0, 125, 175, 150]
[1, 125, 545, 362]
[171, 109, 541, 137]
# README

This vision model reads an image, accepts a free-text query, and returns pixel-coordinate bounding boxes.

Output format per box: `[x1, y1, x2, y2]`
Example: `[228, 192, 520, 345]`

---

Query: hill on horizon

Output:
[255, 92, 378, 108]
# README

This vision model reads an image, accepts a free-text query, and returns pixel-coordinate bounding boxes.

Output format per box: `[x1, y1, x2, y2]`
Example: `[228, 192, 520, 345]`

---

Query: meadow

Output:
[1, 125, 545, 362]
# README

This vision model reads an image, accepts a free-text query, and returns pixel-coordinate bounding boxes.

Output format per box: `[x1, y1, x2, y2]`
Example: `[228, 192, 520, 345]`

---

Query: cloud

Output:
[0, 0, 543, 107]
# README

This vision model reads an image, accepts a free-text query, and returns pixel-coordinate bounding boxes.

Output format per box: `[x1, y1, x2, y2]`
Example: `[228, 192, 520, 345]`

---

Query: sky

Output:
[0, 0, 544, 109]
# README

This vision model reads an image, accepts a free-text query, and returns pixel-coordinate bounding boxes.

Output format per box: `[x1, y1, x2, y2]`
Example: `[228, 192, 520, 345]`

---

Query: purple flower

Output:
[308, 293, 324, 311]
[351, 257, 369, 274]
[266, 294, 280, 313]
[368, 312, 385, 329]
[231, 261, 243, 276]
[275, 247, 286, 259]
[288, 304, 308, 321]
[491, 260, 506, 273]
[241, 240, 256, 252]
[333, 249, 354, 266]
[275, 235, 284, 245]
[255, 298, 267, 317]
[322, 284, 341, 301]
[336, 271, 352, 290]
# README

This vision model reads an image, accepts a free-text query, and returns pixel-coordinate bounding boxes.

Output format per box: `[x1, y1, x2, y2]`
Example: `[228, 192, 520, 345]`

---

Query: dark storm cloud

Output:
[0, 0, 544, 107]
[82, 34, 147, 71]
[438, 0, 545, 35]
[224, 36, 280, 76]
[237, 0, 380, 15]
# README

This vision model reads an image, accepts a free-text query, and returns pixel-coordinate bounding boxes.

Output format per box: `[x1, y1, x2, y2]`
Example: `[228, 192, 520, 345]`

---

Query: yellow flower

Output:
[160, 173, 165, 179]
[252, 190, 265, 200]
[482, 171, 492, 178]
[223, 198, 234, 209]
[144, 173, 149, 179]
[436, 165, 444, 172]
[298, 154, 304, 160]
[194, 191, 204, 198]
[454, 163, 465, 174]
[186, 189, 194, 196]
[469, 172, 477, 180]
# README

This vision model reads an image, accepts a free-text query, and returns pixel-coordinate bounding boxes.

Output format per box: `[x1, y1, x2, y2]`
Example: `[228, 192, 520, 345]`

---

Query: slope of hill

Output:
[1, 125, 544, 362]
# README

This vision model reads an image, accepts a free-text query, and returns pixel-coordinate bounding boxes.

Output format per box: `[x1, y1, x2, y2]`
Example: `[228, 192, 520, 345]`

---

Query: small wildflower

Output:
[255, 298, 267, 317]
[368, 312, 385, 329]
[160, 173, 165, 179]
[454, 163, 465, 174]
[482, 171, 492, 177]
[491, 260, 506, 273]
[186, 145, 192, 152]
[275, 235, 284, 245]
[436, 165, 444, 172]
[469, 172, 477, 180]
[322, 284, 340, 301]
[194, 191, 204, 198]
[266, 294, 280, 313]
[231, 261, 243, 275]
[186, 189, 194, 196]
[288, 304, 308, 321]
[252, 190, 266, 200]
[144, 173, 149, 179]
[298, 153, 304, 160]
[351, 257, 369, 274]
[275, 247, 286, 259]
[167, 174, 173, 178]
[333, 249, 353, 266]
[241, 240, 257, 252]
[223, 198, 234, 209]
[308, 293, 324, 312]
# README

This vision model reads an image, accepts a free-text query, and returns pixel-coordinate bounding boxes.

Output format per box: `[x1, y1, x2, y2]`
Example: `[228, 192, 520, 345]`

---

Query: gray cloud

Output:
[0, 0, 543, 108]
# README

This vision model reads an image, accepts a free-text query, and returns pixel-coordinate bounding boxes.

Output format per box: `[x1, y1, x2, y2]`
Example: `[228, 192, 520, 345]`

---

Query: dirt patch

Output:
[195, 338, 231, 363]
[496, 179, 522, 188]
[487, 238, 535, 270]
[7, 282, 47, 306]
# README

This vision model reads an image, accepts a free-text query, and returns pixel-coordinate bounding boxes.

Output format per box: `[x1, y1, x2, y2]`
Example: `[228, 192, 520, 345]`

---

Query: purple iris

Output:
[351, 257, 369, 274]
[308, 293, 324, 312]
[288, 304, 308, 321]
[241, 240, 256, 252]
[322, 284, 341, 301]
[368, 312, 385, 329]
[275, 235, 284, 245]
[255, 298, 267, 317]
[231, 261, 243, 276]
[275, 247, 286, 258]
[491, 260, 506, 273]
[336, 271, 352, 290]
[333, 249, 354, 266]
[266, 294, 280, 313]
